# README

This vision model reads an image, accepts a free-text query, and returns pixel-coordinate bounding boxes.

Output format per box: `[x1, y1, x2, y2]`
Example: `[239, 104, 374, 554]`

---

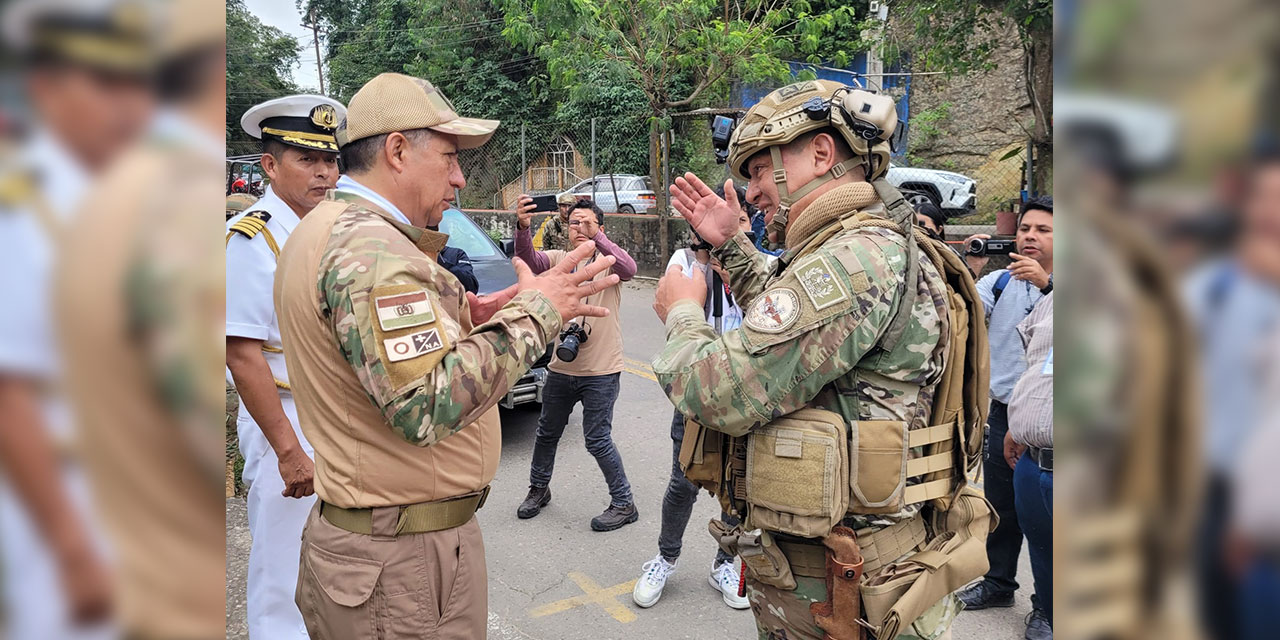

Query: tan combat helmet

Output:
[726, 79, 899, 243]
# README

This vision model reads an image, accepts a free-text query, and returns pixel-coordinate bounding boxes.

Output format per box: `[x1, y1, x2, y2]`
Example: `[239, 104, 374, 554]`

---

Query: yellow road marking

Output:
[622, 356, 657, 382]
[528, 571, 638, 623]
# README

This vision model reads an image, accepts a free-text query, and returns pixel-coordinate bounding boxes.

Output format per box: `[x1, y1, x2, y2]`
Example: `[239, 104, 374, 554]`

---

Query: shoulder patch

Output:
[744, 288, 801, 333]
[794, 255, 848, 311]
[368, 283, 453, 391]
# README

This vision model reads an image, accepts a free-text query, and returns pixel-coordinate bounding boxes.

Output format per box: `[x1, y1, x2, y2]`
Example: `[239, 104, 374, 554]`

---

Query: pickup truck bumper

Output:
[500, 366, 548, 409]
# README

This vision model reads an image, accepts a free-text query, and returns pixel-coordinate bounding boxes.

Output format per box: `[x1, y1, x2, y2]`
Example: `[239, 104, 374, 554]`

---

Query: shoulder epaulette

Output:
[0, 172, 34, 210]
[225, 210, 281, 256]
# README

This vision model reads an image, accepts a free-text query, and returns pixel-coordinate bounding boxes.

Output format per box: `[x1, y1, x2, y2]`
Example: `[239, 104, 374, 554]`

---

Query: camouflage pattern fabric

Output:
[317, 198, 560, 446]
[746, 575, 960, 640]
[533, 214, 570, 252]
[653, 183, 953, 638]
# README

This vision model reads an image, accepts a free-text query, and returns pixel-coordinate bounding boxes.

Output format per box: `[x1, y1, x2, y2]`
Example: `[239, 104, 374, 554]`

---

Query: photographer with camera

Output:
[956, 195, 1054, 637]
[513, 195, 641, 531]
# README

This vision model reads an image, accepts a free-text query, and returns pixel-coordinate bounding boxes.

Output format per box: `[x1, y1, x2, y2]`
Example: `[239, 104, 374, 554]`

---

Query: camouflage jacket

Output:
[297, 191, 561, 446]
[653, 184, 951, 439]
[533, 213, 570, 251]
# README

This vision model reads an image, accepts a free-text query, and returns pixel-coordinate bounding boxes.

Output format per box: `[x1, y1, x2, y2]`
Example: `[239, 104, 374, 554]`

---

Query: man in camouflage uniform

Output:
[653, 80, 959, 639]
[274, 72, 620, 639]
[533, 191, 577, 250]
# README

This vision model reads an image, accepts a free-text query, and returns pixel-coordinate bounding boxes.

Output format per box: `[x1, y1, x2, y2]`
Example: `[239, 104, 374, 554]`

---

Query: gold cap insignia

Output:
[310, 104, 338, 131]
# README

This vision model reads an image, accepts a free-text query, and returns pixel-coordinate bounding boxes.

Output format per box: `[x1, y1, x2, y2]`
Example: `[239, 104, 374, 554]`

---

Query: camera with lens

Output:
[711, 115, 736, 164]
[966, 237, 1016, 257]
[556, 322, 590, 362]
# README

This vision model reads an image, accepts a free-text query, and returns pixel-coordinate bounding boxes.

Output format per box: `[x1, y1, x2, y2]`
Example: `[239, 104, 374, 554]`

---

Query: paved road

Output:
[227, 279, 1031, 639]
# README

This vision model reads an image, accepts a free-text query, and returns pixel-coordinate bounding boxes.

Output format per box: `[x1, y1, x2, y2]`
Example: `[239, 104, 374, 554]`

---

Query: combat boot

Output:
[958, 580, 1015, 610]
[517, 485, 551, 519]
[590, 503, 638, 531]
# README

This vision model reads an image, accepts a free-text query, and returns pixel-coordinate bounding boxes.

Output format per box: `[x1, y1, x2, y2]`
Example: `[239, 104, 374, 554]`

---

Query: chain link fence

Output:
[457, 114, 653, 212]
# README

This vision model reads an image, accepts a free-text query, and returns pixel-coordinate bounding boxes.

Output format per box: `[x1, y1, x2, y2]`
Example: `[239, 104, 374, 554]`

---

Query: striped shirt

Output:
[1008, 292, 1053, 448]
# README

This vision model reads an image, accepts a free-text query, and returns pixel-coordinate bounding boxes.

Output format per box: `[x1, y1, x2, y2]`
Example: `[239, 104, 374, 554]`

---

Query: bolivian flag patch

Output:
[375, 291, 435, 331]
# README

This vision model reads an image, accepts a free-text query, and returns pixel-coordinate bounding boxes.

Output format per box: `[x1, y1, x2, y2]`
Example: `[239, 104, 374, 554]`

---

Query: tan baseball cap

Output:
[337, 73, 500, 150]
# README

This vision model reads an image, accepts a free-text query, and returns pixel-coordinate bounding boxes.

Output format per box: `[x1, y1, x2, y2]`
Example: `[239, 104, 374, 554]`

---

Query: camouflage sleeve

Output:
[654, 237, 900, 436]
[713, 230, 778, 310]
[323, 223, 562, 446]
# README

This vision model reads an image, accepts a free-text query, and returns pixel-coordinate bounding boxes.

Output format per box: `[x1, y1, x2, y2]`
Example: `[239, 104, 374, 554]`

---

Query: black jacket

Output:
[438, 245, 478, 294]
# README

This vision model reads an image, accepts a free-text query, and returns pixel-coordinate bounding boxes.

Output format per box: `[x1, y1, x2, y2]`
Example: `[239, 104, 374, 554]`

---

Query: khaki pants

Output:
[295, 504, 486, 639]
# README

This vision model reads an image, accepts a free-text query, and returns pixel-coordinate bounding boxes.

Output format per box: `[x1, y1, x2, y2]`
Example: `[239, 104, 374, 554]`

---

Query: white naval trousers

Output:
[237, 396, 314, 640]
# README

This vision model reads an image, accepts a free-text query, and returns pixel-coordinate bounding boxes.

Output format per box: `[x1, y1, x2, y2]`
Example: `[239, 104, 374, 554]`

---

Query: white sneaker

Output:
[632, 555, 677, 608]
[710, 558, 750, 609]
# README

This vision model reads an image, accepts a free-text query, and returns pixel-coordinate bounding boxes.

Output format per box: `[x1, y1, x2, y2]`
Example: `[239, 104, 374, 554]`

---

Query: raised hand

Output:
[668, 173, 743, 248]
[467, 283, 518, 325]
[516, 194, 536, 230]
[653, 264, 707, 323]
[514, 240, 619, 320]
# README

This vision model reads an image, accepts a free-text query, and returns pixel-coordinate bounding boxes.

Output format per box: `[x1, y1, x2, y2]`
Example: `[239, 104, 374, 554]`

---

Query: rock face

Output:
[900, 17, 1034, 218]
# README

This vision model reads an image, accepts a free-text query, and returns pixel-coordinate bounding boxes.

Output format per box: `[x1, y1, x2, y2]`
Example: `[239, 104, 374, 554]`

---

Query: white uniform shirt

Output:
[225, 185, 312, 475]
[666, 248, 744, 333]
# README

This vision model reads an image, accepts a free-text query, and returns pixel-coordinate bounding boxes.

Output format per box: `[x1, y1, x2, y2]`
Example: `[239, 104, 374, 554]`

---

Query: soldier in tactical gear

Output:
[653, 80, 995, 640]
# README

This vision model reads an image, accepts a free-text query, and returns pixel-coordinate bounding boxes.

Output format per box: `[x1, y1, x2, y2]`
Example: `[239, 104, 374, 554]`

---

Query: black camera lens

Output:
[556, 333, 581, 362]
[966, 238, 987, 256]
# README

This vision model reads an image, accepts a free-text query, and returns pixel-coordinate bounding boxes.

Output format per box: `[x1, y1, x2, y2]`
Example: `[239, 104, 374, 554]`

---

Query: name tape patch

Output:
[384, 328, 444, 362]
[375, 291, 435, 331]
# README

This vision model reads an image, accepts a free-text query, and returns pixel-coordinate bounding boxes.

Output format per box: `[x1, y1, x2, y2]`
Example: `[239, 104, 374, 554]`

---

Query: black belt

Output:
[1028, 446, 1053, 472]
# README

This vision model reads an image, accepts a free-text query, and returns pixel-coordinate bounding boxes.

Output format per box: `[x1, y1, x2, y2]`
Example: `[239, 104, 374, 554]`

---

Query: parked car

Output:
[438, 208, 552, 408]
[885, 163, 977, 217]
[558, 174, 657, 214]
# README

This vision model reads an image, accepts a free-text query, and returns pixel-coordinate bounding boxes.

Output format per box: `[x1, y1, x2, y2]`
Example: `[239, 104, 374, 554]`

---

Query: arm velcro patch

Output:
[741, 253, 860, 353]
[369, 283, 452, 392]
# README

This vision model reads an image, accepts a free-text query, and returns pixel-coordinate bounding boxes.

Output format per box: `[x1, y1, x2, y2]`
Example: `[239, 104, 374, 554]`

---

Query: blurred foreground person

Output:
[1183, 148, 1280, 640]
[53, 1, 227, 637]
[225, 93, 344, 640]
[654, 79, 993, 640]
[0, 0, 155, 637]
[275, 73, 619, 638]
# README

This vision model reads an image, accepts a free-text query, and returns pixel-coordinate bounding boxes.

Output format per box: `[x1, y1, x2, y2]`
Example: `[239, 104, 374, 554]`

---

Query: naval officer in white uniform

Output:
[225, 94, 344, 639]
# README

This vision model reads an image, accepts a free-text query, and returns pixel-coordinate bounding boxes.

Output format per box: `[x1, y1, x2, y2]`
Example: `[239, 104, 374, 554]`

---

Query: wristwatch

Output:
[1040, 273, 1053, 295]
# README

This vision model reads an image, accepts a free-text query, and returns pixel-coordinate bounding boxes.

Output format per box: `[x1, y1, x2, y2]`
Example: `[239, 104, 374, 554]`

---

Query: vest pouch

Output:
[743, 408, 849, 539]
[678, 417, 724, 490]
[849, 420, 909, 514]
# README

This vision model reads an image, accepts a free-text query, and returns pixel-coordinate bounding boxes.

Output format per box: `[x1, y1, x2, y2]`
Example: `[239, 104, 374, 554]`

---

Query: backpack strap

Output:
[992, 270, 1013, 306]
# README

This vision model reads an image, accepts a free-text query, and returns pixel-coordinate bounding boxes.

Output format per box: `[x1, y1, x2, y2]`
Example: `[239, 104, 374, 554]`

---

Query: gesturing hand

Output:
[668, 173, 743, 248]
[654, 264, 707, 323]
[516, 194, 536, 230]
[514, 240, 619, 321]
[468, 284, 518, 325]
[1008, 252, 1050, 290]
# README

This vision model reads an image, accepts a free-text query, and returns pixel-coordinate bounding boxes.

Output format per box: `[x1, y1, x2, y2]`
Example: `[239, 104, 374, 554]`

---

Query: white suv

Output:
[886, 163, 977, 216]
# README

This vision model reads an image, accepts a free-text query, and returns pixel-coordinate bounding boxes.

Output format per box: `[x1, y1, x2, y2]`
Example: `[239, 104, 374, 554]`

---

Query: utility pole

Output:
[304, 8, 325, 95]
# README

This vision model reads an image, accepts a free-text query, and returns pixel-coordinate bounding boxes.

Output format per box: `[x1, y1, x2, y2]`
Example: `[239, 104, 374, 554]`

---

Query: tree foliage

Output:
[226, 0, 301, 155]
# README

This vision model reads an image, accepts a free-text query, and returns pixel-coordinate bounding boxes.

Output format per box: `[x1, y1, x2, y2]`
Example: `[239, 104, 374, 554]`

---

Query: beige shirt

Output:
[543, 250, 624, 377]
[276, 195, 509, 508]
[1008, 292, 1053, 448]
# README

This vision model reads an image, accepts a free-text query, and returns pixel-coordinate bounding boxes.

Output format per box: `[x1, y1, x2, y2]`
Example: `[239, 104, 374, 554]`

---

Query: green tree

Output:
[500, 0, 869, 253]
[887, 0, 1053, 192]
[226, 0, 301, 156]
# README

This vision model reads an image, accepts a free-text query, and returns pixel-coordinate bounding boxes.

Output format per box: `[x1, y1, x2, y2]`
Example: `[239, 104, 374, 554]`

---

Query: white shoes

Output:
[633, 555, 677, 608]
[709, 559, 750, 609]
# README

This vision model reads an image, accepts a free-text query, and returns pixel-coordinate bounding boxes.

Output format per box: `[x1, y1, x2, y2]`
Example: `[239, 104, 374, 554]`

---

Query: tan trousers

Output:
[295, 504, 487, 639]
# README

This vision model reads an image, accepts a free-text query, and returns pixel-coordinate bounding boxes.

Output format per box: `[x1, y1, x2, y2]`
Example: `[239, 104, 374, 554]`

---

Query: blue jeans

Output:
[1013, 450, 1053, 621]
[980, 401, 1022, 595]
[658, 411, 737, 565]
[529, 372, 633, 508]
